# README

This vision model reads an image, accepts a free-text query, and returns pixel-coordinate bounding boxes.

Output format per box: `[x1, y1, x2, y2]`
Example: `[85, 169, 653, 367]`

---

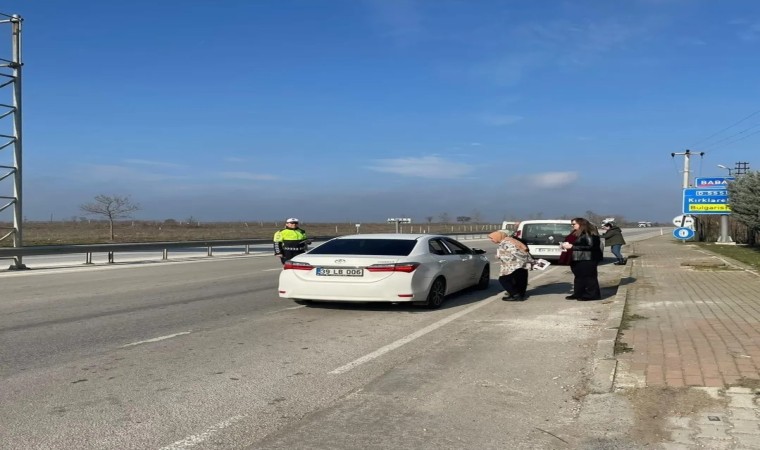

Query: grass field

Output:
[695, 242, 760, 271]
[0, 221, 500, 246]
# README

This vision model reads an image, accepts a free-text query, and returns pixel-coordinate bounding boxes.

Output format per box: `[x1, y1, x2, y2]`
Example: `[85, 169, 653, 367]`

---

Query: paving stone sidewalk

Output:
[615, 235, 760, 389]
[612, 234, 760, 448]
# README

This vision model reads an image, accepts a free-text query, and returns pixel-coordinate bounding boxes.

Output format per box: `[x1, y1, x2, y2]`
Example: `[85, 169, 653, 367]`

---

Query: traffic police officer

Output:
[273, 218, 310, 264]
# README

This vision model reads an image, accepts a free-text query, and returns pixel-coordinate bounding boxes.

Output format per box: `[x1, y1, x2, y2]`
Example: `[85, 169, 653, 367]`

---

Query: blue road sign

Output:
[673, 227, 695, 240]
[694, 176, 735, 188]
[683, 188, 730, 214]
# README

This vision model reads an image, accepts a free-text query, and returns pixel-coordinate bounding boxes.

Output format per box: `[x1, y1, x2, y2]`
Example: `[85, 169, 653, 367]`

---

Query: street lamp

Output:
[717, 164, 734, 176]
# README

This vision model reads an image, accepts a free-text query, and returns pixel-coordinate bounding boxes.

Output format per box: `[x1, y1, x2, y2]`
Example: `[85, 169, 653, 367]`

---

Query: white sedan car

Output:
[278, 234, 490, 308]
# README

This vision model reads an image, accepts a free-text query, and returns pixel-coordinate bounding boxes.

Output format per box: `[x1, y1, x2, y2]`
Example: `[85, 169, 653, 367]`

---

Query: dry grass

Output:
[1, 221, 499, 246]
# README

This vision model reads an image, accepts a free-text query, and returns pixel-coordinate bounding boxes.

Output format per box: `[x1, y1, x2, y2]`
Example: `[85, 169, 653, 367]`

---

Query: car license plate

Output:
[316, 268, 364, 277]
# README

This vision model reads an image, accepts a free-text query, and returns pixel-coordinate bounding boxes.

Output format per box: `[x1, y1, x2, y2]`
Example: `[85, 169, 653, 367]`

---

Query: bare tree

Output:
[80, 195, 140, 241]
[438, 212, 450, 224]
[585, 210, 604, 225]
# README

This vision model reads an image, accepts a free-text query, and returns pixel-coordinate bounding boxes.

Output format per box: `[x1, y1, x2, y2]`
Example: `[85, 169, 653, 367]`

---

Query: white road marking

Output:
[329, 299, 491, 375]
[329, 265, 557, 375]
[159, 415, 247, 450]
[262, 268, 282, 272]
[120, 331, 191, 348]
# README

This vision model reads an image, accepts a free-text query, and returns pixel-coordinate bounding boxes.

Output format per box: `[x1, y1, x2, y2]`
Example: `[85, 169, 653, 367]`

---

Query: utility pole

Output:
[672, 149, 704, 241]
[734, 162, 750, 176]
[716, 162, 750, 244]
[671, 149, 704, 188]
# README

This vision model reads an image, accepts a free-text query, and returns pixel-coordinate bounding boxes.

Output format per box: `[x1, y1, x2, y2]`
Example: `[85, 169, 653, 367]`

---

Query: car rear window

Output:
[521, 223, 573, 246]
[309, 238, 417, 256]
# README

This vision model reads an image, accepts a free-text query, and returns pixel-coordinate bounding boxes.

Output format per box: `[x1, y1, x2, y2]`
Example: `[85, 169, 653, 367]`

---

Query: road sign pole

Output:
[717, 214, 733, 244]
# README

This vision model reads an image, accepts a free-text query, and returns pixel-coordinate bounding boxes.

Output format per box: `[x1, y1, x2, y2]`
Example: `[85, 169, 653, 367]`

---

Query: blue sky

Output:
[1, 0, 758, 224]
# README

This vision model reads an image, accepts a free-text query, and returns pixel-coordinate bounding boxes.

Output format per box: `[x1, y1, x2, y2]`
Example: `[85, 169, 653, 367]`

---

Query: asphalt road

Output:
[0, 228, 663, 449]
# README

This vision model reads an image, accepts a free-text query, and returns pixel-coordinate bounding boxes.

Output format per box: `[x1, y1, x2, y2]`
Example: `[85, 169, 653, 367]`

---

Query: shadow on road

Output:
[293, 282, 503, 313]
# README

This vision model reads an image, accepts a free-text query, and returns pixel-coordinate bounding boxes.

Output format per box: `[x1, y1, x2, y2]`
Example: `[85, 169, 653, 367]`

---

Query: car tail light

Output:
[283, 261, 313, 270]
[366, 263, 420, 273]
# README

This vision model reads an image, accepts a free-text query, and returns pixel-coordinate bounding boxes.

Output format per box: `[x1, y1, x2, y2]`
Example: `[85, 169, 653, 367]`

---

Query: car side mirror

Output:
[471, 248, 486, 255]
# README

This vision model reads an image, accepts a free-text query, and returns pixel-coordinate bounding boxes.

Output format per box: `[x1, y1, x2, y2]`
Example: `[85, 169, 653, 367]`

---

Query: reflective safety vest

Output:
[273, 228, 308, 254]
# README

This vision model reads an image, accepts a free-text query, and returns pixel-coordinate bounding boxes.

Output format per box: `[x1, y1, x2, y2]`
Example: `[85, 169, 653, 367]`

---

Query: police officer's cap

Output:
[286, 218, 299, 223]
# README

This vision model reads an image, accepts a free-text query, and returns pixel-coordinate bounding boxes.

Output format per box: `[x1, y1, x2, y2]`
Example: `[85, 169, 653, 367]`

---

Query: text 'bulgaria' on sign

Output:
[682, 188, 731, 214]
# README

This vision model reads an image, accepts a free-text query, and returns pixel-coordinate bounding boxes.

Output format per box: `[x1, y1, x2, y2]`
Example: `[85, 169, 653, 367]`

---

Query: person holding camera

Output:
[601, 221, 627, 265]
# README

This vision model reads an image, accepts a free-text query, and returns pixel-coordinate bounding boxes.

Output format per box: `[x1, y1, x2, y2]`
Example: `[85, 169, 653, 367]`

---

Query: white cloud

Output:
[122, 159, 186, 169]
[365, 0, 423, 45]
[529, 171, 579, 188]
[676, 36, 707, 46]
[80, 164, 188, 182]
[219, 171, 278, 181]
[367, 156, 475, 179]
[470, 54, 542, 86]
[469, 17, 656, 86]
[737, 21, 760, 42]
[481, 114, 523, 126]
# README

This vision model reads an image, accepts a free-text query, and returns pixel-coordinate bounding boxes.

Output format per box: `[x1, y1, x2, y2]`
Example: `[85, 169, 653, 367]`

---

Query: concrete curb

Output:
[589, 260, 634, 394]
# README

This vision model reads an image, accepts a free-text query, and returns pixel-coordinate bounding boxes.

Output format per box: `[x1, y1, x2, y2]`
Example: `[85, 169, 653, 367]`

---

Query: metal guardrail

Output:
[0, 232, 494, 268]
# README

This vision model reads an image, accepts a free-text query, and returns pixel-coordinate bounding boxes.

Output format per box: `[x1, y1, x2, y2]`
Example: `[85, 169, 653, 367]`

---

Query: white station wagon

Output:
[515, 220, 604, 261]
[515, 220, 573, 261]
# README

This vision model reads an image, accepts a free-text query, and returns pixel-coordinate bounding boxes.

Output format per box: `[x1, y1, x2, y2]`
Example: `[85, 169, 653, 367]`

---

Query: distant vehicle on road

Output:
[500, 221, 518, 232]
[514, 220, 605, 261]
[278, 234, 490, 308]
[514, 220, 573, 261]
[638, 221, 653, 227]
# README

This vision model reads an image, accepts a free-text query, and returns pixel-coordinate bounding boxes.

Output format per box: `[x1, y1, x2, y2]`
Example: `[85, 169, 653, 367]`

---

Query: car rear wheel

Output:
[476, 266, 490, 290]
[424, 277, 446, 309]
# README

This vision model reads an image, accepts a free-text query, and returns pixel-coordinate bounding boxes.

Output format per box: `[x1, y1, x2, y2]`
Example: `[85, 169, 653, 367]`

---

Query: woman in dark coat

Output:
[561, 218, 602, 301]
[601, 222, 627, 265]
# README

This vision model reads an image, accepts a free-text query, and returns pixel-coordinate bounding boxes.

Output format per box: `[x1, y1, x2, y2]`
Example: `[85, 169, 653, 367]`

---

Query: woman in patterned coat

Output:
[488, 231, 535, 301]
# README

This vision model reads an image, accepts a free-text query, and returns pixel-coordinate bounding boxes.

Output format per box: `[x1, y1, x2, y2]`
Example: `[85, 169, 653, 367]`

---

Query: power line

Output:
[709, 128, 760, 151]
[690, 109, 760, 148]
[701, 121, 760, 149]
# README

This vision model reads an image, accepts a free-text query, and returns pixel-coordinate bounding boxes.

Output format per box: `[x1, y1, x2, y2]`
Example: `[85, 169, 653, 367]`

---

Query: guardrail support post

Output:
[207, 246, 212, 257]
[85, 252, 92, 264]
[245, 244, 250, 255]
[107, 251, 114, 264]
[162, 249, 168, 260]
